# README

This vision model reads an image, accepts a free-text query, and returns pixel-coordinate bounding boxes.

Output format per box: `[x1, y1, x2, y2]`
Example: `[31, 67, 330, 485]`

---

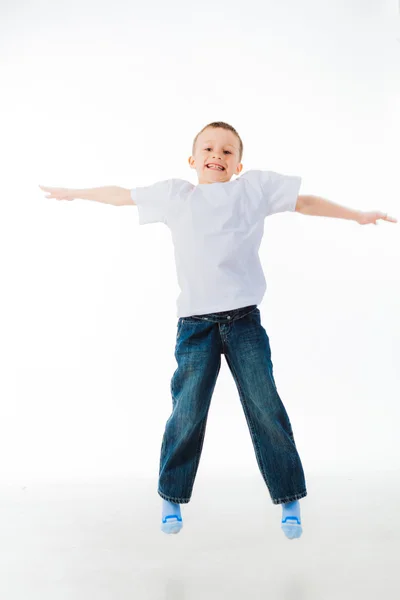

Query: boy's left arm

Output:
[295, 195, 397, 225]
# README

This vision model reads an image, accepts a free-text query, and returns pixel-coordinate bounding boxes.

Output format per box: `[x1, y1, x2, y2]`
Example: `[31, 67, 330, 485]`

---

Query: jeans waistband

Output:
[183, 305, 258, 324]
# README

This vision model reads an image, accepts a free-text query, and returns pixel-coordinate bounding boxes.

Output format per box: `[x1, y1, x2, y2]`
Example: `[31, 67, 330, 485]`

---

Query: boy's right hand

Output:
[39, 185, 75, 201]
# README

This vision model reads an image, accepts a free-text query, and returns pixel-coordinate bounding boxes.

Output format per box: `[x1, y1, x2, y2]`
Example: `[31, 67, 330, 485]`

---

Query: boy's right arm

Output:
[39, 185, 135, 206]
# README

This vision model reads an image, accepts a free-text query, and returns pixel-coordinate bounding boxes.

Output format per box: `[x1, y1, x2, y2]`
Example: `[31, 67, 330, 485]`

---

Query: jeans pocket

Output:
[244, 306, 260, 321]
[177, 318, 183, 335]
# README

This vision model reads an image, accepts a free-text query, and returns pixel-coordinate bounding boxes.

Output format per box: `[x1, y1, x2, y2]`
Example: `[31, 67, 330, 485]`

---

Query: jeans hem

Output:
[272, 490, 307, 505]
[158, 489, 191, 504]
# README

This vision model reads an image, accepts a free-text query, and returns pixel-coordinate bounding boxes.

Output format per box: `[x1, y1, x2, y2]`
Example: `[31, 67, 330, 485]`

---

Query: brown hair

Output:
[192, 121, 243, 163]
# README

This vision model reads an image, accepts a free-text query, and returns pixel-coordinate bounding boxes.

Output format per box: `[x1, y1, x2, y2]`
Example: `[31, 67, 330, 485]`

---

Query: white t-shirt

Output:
[130, 169, 301, 318]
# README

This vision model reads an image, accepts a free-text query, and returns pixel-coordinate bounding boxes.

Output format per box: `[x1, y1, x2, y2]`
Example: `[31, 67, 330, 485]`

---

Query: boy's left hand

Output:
[357, 211, 397, 225]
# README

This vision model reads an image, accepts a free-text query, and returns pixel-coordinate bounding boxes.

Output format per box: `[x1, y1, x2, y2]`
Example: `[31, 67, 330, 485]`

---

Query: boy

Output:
[39, 121, 396, 540]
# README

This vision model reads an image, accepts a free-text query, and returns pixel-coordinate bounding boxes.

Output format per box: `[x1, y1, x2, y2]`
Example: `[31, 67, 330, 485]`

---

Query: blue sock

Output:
[281, 500, 302, 539]
[161, 499, 183, 534]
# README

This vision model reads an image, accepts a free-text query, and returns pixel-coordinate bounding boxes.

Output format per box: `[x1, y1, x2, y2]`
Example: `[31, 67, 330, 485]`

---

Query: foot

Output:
[161, 499, 183, 534]
[281, 500, 302, 539]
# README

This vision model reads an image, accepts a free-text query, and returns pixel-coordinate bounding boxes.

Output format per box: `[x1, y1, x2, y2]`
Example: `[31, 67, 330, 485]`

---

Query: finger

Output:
[40, 186, 60, 193]
[381, 213, 395, 222]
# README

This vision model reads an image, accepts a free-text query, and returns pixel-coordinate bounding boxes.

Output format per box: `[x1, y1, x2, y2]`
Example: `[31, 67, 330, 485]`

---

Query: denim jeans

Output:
[158, 305, 307, 505]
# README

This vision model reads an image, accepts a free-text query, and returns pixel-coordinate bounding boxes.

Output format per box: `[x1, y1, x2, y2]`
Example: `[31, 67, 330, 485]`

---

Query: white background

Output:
[1, 0, 399, 484]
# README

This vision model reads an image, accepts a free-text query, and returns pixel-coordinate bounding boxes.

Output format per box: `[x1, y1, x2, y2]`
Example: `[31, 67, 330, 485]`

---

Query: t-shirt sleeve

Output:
[130, 179, 175, 225]
[241, 169, 302, 217]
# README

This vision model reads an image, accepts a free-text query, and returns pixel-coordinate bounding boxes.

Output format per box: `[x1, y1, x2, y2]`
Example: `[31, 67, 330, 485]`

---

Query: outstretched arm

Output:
[295, 195, 397, 225]
[39, 185, 133, 206]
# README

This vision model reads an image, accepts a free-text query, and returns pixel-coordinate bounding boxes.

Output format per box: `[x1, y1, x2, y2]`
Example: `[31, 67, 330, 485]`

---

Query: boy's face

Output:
[188, 127, 243, 184]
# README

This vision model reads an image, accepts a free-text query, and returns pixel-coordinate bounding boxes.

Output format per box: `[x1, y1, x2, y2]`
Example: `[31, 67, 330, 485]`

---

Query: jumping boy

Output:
[40, 121, 397, 540]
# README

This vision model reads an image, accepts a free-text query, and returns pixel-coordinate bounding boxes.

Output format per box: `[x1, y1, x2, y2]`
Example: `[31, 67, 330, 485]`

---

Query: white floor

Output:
[0, 473, 398, 599]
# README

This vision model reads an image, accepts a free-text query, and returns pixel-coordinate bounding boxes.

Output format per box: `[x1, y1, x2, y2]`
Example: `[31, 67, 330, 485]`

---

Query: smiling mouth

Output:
[206, 165, 225, 171]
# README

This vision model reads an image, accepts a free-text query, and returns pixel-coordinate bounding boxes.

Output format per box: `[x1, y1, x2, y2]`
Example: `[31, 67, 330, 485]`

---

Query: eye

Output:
[205, 148, 231, 154]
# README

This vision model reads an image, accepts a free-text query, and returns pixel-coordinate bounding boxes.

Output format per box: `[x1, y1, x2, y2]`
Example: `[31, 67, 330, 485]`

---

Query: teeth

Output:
[207, 165, 224, 170]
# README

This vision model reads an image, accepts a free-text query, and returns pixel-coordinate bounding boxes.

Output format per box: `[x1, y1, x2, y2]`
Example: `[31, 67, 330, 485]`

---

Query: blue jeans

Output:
[158, 305, 307, 505]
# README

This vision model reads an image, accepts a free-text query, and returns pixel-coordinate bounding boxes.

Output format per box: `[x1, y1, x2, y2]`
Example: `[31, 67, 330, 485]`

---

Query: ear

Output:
[188, 156, 195, 169]
[236, 163, 243, 175]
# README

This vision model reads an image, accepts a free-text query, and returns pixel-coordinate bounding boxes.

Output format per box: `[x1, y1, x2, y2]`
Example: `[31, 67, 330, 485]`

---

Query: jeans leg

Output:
[223, 308, 307, 505]
[158, 318, 222, 504]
